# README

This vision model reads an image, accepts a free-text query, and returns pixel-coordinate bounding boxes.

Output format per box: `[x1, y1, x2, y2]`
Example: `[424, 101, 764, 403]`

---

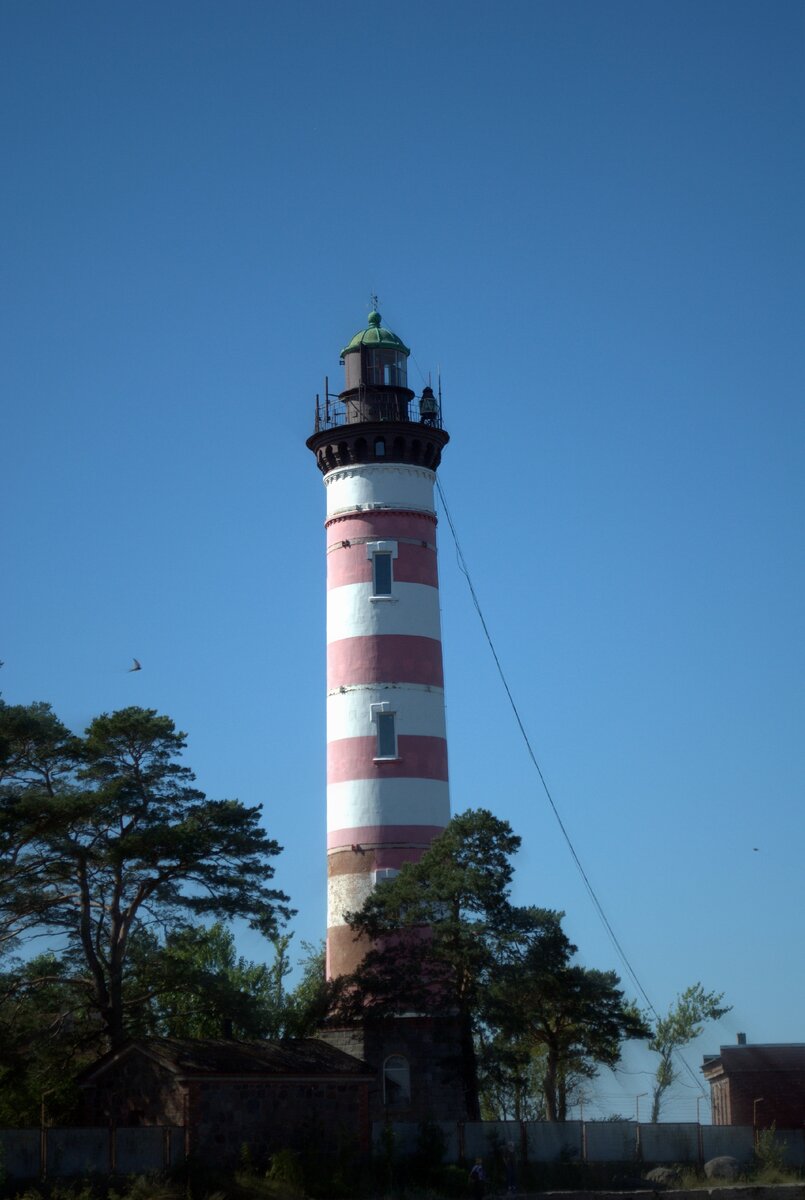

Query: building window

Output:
[367, 541, 397, 600]
[376, 712, 397, 758]
[373, 551, 392, 596]
[383, 1055, 411, 1107]
[372, 867, 400, 885]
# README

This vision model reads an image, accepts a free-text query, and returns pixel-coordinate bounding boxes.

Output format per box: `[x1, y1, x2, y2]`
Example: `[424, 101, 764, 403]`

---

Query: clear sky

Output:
[2, 1, 803, 1120]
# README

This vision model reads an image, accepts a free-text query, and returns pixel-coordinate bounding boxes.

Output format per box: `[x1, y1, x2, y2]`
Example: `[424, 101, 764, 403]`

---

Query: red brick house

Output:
[702, 1039, 805, 1129]
[77, 1038, 374, 1164]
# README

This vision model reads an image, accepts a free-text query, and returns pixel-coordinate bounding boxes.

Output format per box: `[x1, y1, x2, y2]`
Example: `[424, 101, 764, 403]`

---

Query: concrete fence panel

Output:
[0, 1129, 40, 1179]
[436, 1121, 460, 1162]
[46, 1128, 108, 1176]
[639, 1122, 699, 1163]
[463, 1121, 517, 1162]
[114, 1127, 166, 1174]
[525, 1120, 583, 1162]
[763, 1128, 805, 1169]
[169, 1126, 187, 1167]
[585, 1121, 636, 1162]
[372, 1120, 419, 1158]
[701, 1124, 755, 1163]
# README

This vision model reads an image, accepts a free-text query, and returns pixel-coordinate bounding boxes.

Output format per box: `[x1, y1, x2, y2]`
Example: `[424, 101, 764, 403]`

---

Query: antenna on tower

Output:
[437, 365, 443, 423]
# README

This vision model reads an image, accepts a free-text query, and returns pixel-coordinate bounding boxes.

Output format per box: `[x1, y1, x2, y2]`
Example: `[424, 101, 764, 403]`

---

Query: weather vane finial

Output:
[370, 292, 380, 313]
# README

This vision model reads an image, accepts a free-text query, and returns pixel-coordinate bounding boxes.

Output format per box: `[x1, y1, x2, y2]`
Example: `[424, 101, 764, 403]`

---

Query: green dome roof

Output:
[341, 310, 410, 358]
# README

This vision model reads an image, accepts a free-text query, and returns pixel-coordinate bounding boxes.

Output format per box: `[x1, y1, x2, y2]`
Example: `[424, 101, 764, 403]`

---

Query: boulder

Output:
[645, 1167, 681, 1187]
[704, 1156, 741, 1181]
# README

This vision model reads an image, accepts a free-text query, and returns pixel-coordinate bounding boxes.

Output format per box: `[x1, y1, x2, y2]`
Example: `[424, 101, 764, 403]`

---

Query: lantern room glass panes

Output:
[364, 348, 407, 388]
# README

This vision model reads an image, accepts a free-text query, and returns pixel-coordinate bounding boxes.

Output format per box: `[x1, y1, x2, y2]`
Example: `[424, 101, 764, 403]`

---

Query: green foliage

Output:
[408, 1119, 446, 1188]
[127, 925, 300, 1041]
[429, 1164, 468, 1197]
[648, 983, 731, 1121]
[108, 1176, 182, 1200]
[476, 1029, 546, 1120]
[338, 809, 523, 1117]
[0, 701, 293, 1050]
[377, 1120, 396, 1192]
[487, 911, 652, 1121]
[338, 808, 648, 1125]
[753, 1123, 788, 1181]
[0, 951, 95, 1125]
[265, 1149, 304, 1193]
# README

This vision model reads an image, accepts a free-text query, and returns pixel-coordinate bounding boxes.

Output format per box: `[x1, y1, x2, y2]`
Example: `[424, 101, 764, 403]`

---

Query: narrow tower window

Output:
[367, 541, 397, 600]
[373, 551, 392, 596]
[374, 437, 386, 457]
[376, 711, 397, 759]
[383, 1055, 411, 1107]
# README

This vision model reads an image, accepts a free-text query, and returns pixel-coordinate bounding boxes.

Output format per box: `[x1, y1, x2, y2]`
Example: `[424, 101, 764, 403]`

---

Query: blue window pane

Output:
[374, 553, 392, 595]
[377, 713, 396, 758]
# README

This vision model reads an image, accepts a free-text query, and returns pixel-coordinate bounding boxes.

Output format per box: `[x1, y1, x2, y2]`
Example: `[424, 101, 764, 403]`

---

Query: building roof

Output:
[341, 310, 410, 358]
[78, 1037, 374, 1085]
[702, 1044, 805, 1077]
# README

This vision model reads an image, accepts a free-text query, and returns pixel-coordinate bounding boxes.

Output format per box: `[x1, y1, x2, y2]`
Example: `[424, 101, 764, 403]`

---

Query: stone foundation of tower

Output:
[318, 1015, 471, 1123]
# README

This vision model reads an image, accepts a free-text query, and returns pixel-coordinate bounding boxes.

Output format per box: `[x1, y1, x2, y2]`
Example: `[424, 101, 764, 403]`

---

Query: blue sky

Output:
[2, 1, 803, 1119]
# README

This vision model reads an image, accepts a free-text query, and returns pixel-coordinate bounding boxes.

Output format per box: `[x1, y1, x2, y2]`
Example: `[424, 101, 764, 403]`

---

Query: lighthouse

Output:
[307, 309, 451, 982]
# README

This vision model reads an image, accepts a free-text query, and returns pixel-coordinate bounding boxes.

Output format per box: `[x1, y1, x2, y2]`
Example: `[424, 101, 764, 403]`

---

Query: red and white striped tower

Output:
[307, 309, 450, 981]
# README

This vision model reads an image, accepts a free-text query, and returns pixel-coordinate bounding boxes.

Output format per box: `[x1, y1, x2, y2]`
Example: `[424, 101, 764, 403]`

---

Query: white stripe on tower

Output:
[324, 462, 450, 979]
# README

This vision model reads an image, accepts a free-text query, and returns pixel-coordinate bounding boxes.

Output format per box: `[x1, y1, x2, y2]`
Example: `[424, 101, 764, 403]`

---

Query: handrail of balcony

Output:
[312, 394, 443, 433]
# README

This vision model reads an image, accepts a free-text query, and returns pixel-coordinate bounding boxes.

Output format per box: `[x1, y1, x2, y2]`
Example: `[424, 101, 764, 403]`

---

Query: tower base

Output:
[318, 1014, 471, 1123]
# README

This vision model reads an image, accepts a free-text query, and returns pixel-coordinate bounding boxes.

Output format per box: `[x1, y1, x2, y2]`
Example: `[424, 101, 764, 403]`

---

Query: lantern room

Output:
[340, 310, 410, 391]
[307, 309, 450, 474]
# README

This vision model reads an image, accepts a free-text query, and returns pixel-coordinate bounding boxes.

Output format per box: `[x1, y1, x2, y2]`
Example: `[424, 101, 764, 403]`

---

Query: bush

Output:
[754, 1123, 788, 1181]
[265, 1150, 304, 1196]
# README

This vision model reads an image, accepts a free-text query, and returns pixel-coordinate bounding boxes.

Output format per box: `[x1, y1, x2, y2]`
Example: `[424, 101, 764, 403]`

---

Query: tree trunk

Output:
[543, 1048, 559, 1122]
[460, 1011, 481, 1120]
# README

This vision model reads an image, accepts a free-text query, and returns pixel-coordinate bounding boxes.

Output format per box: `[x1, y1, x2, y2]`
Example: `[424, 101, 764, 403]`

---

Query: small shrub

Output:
[754, 1123, 788, 1180]
[265, 1149, 304, 1195]
[431, 1164, 467, 1197]
[49, 1183, 98, 1200]
[113, 1174, 183, 1200]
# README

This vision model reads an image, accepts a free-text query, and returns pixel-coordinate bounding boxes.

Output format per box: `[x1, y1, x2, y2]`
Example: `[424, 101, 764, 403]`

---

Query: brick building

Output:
[702, 1038, 805, 1129]
[320, 1014, 467, 1122]
[77, 1038, 374, 1165]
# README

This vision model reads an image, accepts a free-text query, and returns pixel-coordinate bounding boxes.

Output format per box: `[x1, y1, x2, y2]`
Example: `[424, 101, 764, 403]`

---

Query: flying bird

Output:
[129, 658, 142, 672]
